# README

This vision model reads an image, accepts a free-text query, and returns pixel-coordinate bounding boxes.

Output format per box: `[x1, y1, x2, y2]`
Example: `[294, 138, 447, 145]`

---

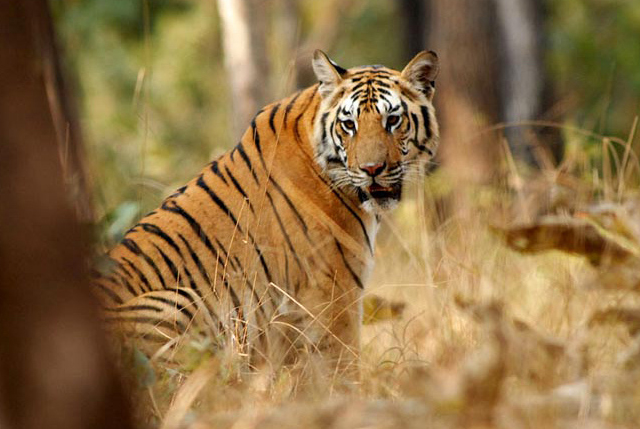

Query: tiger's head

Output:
[312, 50, 439, 213]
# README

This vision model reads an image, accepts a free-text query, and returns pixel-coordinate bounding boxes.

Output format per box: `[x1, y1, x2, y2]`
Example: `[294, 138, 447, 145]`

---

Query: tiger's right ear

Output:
[312, 50, 347, 98]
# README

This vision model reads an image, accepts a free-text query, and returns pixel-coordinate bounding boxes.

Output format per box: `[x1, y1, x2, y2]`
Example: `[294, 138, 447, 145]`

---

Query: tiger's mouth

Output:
[357, 182, 402, 211]
[368, 183, 399, 200]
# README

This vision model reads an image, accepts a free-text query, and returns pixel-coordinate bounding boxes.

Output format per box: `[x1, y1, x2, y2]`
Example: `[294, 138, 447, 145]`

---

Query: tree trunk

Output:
[217, 0, 270, 138]
[399, 0, 429, 63]
[495, 0, 562, 165]
[40, 7, 94, 223]
[0, 1, 133, 428]
[428, 0, 502, 186]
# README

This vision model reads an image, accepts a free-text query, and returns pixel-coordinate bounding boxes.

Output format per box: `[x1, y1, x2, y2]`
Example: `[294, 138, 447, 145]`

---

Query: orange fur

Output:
[94, 51, 439, 371]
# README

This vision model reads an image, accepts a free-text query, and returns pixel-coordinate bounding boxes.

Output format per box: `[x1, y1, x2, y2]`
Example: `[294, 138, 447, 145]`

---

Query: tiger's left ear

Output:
[312, 50, 347, 98]
[401, 51, 439, 100]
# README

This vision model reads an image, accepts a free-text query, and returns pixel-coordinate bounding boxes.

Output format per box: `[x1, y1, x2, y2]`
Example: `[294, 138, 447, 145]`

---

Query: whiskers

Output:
[401, 159, 437, 185]
[325, 167, 355, 193]
[320, 157, 436, 196]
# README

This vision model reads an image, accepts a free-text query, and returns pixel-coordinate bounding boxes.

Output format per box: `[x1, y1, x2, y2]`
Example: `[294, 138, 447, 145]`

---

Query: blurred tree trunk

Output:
[41, 4, 94, 224]
[0, 1, 133, 428]
[217, 0, 270, 138]
[428, 0, 502, 186]
[495, 0, 562, 166]
[399, 0, 429, 63]
[426, 0, 560, 185]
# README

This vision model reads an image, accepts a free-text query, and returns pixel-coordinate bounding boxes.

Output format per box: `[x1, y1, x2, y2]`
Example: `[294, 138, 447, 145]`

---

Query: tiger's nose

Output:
[359, 162, 386, 177]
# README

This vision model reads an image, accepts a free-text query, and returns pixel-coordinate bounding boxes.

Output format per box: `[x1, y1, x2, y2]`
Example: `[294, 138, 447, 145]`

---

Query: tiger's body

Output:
[94, 51, 439, 370]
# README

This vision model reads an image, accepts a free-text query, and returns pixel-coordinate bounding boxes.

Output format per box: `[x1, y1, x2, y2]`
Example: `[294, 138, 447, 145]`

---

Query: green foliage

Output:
[54, 0, 229, 237]
[548, 0, 640, 135]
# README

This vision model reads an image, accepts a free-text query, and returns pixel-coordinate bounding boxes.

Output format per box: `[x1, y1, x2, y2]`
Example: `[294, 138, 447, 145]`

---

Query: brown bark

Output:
[0, 1, 133, 428]
[428, 0, 502, 186]
[36, 0, 93, 222]
[399, 0, 429, 63]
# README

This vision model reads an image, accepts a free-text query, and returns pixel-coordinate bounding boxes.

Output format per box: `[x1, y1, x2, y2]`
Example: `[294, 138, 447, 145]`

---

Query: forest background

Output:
[2, 1, 640, 428]
[51, 0, 640, 241]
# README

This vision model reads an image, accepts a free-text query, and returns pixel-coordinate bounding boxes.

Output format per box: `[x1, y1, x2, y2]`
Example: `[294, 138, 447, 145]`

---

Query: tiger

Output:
[93, 50, 440, 372]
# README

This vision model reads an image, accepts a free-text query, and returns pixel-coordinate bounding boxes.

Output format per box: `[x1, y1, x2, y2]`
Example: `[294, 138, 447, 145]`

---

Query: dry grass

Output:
[117, 125, 640, 429]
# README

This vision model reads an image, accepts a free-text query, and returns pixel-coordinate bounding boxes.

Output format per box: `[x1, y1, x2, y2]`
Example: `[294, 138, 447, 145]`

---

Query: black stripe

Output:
[265, 192, 303, 270]
[187, 182, 269, 284]
[320, 112, 330, 146]
[118, 263, 137, 283]
[180, 265, 221, 326]
[196, 175, 242, 230]
[94, 281, 124, 304]
[268, 177, 309, 236]
[168, 186, 186, 199]
[177, 233, 214, 287]
[269, 102, 281, 134]
[104, 304, 163, 313]
[115, 259, 135, 279]
[122, 238, 167, 289]
[233, 256, 244, 274]
[283, 90, 303, 125]
[350, 69, 392, 77]
[330, 120, 337, 146]
[420, 105, 432, 139]
[251, 118, 263, 156]
[210, 160, 228, 185]
[235, 143, 260, 185]
[350, 89, 364, 100]
[176, 232, 226, 319]
[224, 166, 255, 214]
[104, 316, 186, 333]
[182, 266, 199, 299]
[147, 295, 195, 321]
[152, 244, 180, 284]
[335, 239, 363, 289]
[251, 240, 272, 283]
[139, 222, 182, 256]
[242, 277, 269, 322]
[251, 118, 268, 170]
[411, 112, 421, 148]
[309, 85, 320, 125]
[122, 257, 152, 293]
[283, 246, 290, 287]
[222, 278, 244, 320]
[237, 255, 278, 306]
[333, 191, 372, 254]
[112, 270, 138, 296]
[352, 81, 367, 91]
[214, 238, 230, 264]
[161, 200, 220, 276]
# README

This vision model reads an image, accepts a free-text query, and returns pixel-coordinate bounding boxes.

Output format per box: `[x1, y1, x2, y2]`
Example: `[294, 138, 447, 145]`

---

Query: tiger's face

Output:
[312, 50, 439, 213]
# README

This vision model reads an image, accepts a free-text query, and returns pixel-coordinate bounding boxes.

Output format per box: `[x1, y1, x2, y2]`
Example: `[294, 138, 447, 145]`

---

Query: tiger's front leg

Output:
[265, 280, 363, 379]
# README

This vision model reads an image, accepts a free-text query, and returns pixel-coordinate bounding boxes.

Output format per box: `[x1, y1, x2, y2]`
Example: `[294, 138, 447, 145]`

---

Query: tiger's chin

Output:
[357, 184, 402, 213]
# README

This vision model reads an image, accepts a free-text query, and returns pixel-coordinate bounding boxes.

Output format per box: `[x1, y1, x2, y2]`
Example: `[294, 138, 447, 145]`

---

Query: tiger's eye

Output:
[342, 120, 356, 131]
[386, 115, 400, 127]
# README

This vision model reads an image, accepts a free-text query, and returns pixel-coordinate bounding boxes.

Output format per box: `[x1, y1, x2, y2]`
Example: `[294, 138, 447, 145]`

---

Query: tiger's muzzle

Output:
[352, 163, 404, 211]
